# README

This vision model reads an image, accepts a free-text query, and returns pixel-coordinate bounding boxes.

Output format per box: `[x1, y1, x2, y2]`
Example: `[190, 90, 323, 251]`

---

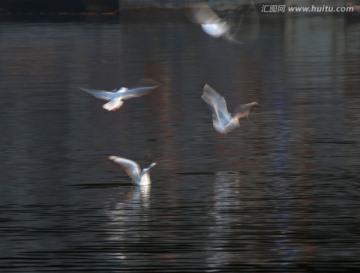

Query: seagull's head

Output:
[118, 87, 128, 93]
[109, 156, 117, 161]
[149, 162, 157, 168]
[250, 102, 259, 108]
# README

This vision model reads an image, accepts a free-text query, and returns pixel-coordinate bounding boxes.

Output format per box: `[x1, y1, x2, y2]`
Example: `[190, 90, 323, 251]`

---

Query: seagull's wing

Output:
[141, 162, 157, 176]
[121, 86, 155, 100]
[121, 78, 160, 100]
[188, 1, 221, 25]
[223, 0, 260, 44]
[109, 156, 141, 180]
[232, 102, 258, 120]
[80, 87, 114, 101]
[201, 84, 231, 125]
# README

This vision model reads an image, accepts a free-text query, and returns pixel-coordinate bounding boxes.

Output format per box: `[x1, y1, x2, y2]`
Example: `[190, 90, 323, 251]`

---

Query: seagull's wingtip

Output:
[109, 156, 117, 161]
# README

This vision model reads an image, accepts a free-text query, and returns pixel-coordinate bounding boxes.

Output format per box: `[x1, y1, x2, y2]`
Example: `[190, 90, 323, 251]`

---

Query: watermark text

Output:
[261, 5, 355, 13]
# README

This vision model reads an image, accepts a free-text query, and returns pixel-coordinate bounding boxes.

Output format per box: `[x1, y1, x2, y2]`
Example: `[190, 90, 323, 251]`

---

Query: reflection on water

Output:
[0, 12, 360, 272]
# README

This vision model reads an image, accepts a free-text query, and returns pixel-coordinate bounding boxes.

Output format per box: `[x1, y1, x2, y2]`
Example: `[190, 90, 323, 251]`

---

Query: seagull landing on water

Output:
[80, 78, 160, 112]
[201, 84, 258, 135]
[109, 156, 157, 186]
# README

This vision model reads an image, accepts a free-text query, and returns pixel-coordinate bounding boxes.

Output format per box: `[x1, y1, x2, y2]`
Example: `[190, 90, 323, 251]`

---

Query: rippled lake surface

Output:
[0, 11, 360, 272]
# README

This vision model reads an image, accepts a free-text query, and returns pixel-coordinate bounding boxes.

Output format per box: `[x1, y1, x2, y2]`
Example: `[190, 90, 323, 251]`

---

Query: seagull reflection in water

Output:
[104, 183, 151, 263]
[205, 171, 241, 269]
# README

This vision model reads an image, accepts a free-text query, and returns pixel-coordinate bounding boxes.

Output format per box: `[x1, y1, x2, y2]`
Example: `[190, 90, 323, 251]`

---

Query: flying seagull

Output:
[109, 156, 157, 186]
[201, 84, 258, 134]
[80, 78, 160, 111]
[188, 2, 229, 38]
[188, 0, 259, 44]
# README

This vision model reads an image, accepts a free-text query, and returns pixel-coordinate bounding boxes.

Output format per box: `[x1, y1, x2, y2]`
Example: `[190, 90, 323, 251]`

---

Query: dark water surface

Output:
[0, 12, 360, 272]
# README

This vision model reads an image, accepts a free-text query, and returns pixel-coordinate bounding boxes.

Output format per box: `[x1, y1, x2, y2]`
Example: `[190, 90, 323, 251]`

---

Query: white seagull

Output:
[188, 0, 259, 44]
[109, 156, 157, 186]
[188, 2, 230, 39]
[201, 20, 230, 39]
[80, 78, 159, 112]
[201, 84, 258, 134]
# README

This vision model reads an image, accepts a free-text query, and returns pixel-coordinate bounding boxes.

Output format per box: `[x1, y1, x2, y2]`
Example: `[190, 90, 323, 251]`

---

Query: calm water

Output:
[0, 12, 360, 272]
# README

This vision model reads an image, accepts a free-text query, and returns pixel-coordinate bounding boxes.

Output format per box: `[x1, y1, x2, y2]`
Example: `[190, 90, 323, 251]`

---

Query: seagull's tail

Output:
[103, 100, 124, 111]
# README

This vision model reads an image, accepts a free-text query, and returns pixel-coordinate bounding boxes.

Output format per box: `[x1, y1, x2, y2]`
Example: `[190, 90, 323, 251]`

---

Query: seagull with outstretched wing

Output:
[188, 0, 259, 44]
[109, 156, 157, 186]
[80, 78, 160, 112]
[201, 84, 258, 134]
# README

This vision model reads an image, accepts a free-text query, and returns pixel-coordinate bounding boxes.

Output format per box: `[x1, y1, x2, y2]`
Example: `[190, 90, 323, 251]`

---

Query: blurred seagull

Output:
[109, 156, 157, 186]
[201, 20, 230, 38]
[189, 2, 229, 38]
[201, 84, 258, 134]
[80, 78, 159, 112]
[188, 0, 259, 44]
